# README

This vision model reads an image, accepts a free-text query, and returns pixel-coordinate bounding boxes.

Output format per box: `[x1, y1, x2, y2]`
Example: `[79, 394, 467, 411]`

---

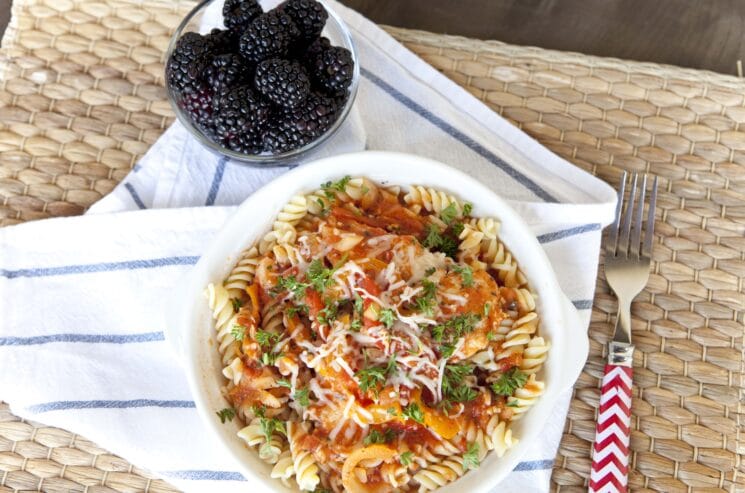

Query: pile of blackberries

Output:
[166, 0, 354, 155]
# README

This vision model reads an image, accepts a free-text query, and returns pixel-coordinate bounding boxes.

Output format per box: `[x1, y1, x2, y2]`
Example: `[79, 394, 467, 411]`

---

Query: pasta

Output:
[206, 176, 549, 491]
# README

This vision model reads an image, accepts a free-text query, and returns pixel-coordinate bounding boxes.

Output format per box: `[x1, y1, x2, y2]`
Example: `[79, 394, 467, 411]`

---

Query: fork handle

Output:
[589, 364, 633, 493]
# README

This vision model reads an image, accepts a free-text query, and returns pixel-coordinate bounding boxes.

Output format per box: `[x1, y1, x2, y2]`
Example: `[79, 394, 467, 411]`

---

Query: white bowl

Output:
[168, 151, 587, 492]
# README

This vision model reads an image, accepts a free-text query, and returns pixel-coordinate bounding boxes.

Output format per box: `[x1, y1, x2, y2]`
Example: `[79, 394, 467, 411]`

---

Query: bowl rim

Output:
[169, 151, 588, 492]
[164, 0, 361, 166]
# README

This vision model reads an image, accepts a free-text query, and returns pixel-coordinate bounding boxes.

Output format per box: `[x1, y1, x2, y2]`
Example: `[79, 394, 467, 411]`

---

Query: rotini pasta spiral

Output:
[270, 449, 295, 486]
[485, 416, 516, 457]
[413, 456, 466, 491]
[288, 421, 320, 491]
[404, 185, 464, 216]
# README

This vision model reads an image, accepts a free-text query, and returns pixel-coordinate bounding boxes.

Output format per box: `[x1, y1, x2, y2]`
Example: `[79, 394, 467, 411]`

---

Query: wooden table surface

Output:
[0, 0, 743, 75]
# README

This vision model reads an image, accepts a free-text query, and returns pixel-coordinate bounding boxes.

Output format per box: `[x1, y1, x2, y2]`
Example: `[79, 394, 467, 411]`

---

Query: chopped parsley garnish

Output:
[507, 400, 520, 408]
[272, 274, 307, 298]
[402, 403, 424, 424]
[487, 331, 497, 341]
[261, 351, 282, 366]
[438, 343, 456, 359]
[252, 405, 266, 418]
[354, 295, 364, 315]
[316, 198, 329, 217]
[463, 442, 480, 470]
[277, 379, 292, 388]
[287, 304, 308, 318]
[317, 299, 338, 326]
[452, 264, 474, 287]
[231, 325, 246, 341]
[422, 224, 459, 258]
[430, 313, 481, 350]
[363, 427, 397, 445]
[379, 308, 396, 328]
[361, 185, 370, 195]
[230, 298, 243, 313]
[293, 388, 310, 407]
[259, 417, 286, 457]
[462, 202, 473, 216]
[442, 363, 477, 404]
[491, 368, 528, 396]
[400, 451, 414, 466]
[413, 279, 438, 316]
[483, 303, 491, 317]
[424, 266, 436, 277]
[307, 259, 336, 293]
[451, 222, 465, 236]
[356, 355, 396, 396]
[215, 407, 235, 423]
[256, 329, 281, 348]
[440, 202, 459, 224]
[387, 407, 398, 416]
[350, 319, 362, 332]
[321, 175, 351, 198]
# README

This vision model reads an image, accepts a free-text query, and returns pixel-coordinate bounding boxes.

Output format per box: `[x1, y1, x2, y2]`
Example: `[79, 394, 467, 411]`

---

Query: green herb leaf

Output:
[287, 304, 308, 318]
[256, 329, 281, 348]
[363, 427, 397, 445]
[215, 407, 235, 423]
[402, 403, 424, 424]
[321, 175, 352, 198]
[387, 407, 398, 416]
[273, 275, 308, 298]
[317, 299, 338, 326]
[261, 351, 282, 366]
[463, 442, 480, 470]
[440, 202, 459, 224]
[230, 298, 243, 313]
[231, 325, 246, 341]
[294, 388, 310, 407]
[400, 451, 414, 466]
[259, 417, 286, 445]
[430, 313, 481, 345]
[483, 303, 491, 317]
[424, 267, 436, 277]
[452, 264, 474, 287]
[379, 308, 396, 328]
[451, 222, 465, 236]
[354, 295, 364, 315]
[252, 405, 266, 418]
[462, 203, 473, 216]
[277, 379, 292, 388]
[356, 355, 396, 396]
[491, 367, 529, 396]
[307, 259, 336, 293]
[350, 319, 362, 332]
[439, 343, 456, 359]
[441, 363, 477, 404]
[507, 400, 520, 408]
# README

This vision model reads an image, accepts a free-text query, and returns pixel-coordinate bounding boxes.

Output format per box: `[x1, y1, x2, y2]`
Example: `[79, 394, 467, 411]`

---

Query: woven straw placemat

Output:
[0, 0, 743, 492]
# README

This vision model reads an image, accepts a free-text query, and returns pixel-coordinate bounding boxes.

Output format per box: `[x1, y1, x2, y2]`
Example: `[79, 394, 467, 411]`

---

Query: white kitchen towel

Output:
[0, 0, 619, 492]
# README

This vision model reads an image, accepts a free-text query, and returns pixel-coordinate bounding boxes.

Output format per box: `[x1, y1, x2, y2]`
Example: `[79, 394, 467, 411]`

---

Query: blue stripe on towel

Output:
[537, 223, 601, 244]
[0, 331, 164, 346]
[361, 68, 557, 203]
[162, 470, 247, 481]
[205, 157, 227, 206]
[513, 459, 554, 471]
[1, 255, 200, 279]
[26, 399, 196, 413]
[572, 299, 594, 310]
[124, 183, 146, 210]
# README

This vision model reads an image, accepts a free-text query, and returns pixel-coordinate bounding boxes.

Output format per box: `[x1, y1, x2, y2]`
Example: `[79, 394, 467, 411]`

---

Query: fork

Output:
[588, 172, 658, 493]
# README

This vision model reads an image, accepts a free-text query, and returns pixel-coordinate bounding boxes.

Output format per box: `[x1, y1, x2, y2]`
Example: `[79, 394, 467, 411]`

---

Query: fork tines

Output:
[606, 171, 658, 259]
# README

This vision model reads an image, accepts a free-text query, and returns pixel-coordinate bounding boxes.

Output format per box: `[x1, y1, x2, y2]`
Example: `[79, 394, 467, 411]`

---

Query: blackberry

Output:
[181, 87, 217, 136]
[239, 12, 300, 63]
[283, 91, 339, 138]
[206, 54, 251, 95]
[222, 0, 263, 33]
[167, 32, 215, 95]
[297, 36, 330, 65]
[214, 85, 271, 153]
[263, 91, 338, 153]
[311, 46, 354, 96]
[263, 122, 309, 154]
[205, 28, 237, 55]
[277, 0, 328, 42]
[255, 59, 310, 108]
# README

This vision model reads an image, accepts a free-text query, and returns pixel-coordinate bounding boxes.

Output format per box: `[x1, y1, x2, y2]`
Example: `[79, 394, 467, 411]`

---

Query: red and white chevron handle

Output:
[589, 364, 633, 493]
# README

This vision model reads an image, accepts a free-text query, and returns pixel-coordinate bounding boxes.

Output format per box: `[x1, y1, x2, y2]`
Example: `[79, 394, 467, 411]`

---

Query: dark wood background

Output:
[0, 0, 744, 75]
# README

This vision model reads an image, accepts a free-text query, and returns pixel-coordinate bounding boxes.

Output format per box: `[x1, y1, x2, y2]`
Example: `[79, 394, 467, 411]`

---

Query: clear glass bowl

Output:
[165, 0, 360, 166]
